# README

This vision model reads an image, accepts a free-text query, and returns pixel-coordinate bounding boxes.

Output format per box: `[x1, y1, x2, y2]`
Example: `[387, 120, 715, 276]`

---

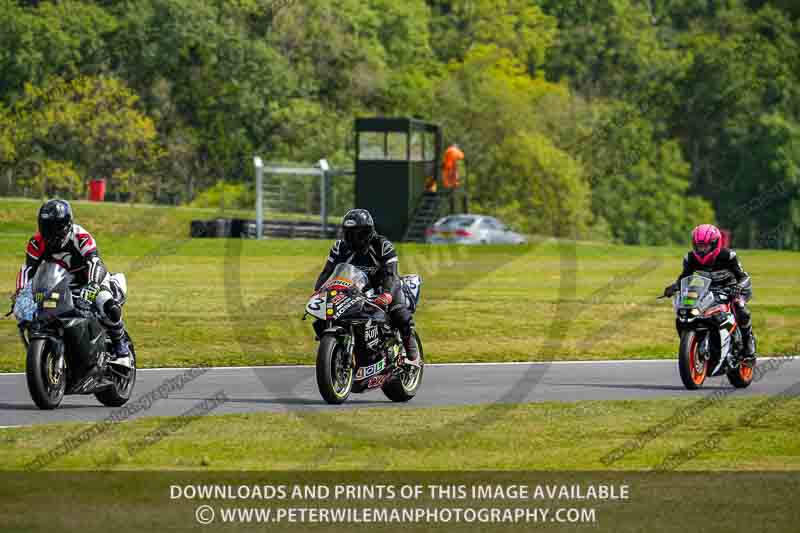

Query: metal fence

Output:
[253, 157, 354, 239]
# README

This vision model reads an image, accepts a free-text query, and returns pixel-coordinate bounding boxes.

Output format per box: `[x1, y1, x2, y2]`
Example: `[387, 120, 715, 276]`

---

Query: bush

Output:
[190, 181, 254, 210]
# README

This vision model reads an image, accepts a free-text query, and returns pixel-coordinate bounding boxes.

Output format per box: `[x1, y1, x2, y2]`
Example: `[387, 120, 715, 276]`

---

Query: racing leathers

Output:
[314, 234, 417, 359]
[16, 226, 130, 357]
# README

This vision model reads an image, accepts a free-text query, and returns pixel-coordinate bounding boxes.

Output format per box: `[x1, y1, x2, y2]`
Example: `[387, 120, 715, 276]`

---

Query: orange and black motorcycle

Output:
[668, 273, 755, 390]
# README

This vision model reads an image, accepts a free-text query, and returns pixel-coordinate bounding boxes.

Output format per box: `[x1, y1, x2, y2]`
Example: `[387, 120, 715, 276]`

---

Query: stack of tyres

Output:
[211, 218, 231, 238]
[229, 219, 256, 238]
[190, 220, 209, 238]
[190, 219, 233, 238]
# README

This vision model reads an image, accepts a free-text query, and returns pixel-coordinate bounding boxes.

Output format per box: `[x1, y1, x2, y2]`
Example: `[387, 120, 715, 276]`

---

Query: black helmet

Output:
[342, 209, 375, 253]
[38, 199, 73, 249]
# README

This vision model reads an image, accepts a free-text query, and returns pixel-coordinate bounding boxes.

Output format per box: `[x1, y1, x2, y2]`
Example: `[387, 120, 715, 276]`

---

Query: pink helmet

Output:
[691, 224, 722, 265]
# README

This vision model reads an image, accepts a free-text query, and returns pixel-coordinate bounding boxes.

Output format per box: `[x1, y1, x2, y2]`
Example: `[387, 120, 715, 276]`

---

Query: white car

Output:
[425, 214, 527, 245]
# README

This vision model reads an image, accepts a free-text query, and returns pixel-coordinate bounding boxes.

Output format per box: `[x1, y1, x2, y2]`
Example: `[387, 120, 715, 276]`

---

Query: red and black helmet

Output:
[38, 199, 73, 249]
[691, 224, 722, 266]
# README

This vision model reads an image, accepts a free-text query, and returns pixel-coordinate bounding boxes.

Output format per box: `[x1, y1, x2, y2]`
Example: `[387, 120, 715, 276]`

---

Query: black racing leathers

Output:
[314, 235, 413, 337]
[675, 248, 750, 292]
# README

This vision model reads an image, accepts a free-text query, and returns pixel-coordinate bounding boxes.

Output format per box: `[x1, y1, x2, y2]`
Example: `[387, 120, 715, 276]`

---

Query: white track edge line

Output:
[1, 357, 794, 377]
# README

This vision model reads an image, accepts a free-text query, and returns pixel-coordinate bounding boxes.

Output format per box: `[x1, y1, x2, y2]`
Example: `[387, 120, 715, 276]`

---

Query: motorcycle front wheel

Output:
[26, 338, 66, 410]
[678, 330, 707, 390]
[316, 335, 353, 404]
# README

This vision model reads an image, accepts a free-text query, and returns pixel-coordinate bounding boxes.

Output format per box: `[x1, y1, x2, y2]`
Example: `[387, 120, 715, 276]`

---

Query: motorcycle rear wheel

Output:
[382, 331, 424, 402]
[316, 335, 353, 404]
[678, 330, 707, 390]
[95, 335, 137, 407]
[727, 360, 754, 388]
[26, 338, 66, 410]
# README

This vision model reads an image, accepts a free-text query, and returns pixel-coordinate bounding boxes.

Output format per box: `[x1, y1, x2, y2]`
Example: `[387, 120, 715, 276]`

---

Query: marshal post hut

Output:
[354, 117, 467, 242]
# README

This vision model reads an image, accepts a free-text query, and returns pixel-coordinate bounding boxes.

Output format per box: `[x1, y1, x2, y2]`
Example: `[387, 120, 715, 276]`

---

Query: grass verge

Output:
[2, 396, 799, 470]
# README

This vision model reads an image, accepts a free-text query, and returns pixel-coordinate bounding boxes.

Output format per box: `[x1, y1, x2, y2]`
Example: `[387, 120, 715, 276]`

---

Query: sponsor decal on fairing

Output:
[355, 359, 385, 380]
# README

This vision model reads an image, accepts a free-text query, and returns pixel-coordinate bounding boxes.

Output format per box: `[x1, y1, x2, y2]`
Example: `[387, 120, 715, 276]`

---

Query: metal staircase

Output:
[403, 191, 451, 242]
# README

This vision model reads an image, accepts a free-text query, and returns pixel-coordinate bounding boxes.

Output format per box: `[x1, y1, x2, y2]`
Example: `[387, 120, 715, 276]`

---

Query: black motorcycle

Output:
[13, 262, 136, 410]
[305, 264, 424, 405]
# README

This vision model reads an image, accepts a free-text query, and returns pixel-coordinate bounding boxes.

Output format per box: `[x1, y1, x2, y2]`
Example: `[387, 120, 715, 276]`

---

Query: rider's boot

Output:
[108, 322, 131, 360]
[740, 325, 757, 364]
[402, 332, 420, 367]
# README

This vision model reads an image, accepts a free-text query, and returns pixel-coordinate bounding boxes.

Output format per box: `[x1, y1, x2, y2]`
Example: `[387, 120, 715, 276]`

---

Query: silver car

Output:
[425, 214, 527, 245]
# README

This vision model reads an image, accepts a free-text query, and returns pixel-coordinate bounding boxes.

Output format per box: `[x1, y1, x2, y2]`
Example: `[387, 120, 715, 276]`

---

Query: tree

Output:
[0, 0, 117, 103]
[432, 45, 592, 235]
[578, 102, 716, 245]
[489, 132, 591, 237]
[725, 113, 800, 249]
[268, 0, 389, 108]
[430, 0, 557, 75]
[4, 76, 160, 199]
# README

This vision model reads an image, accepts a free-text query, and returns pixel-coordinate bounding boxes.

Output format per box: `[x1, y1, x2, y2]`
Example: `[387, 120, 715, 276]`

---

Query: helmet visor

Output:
[693, 241, 713, 256]
[344, 227, 372, 251]
[40, 218, 70, 246]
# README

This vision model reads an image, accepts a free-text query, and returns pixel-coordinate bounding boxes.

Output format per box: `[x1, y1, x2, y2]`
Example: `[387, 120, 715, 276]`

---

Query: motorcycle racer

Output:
[314, 209, 419, 364]
[14, 199, 131, 359]
[663, 224, 756, 361]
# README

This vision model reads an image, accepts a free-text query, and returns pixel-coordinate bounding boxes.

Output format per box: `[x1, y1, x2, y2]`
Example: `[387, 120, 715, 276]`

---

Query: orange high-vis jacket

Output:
[442, 145, 464, 189]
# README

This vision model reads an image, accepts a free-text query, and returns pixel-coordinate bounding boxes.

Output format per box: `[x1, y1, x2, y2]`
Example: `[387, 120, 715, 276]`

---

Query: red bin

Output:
[88, 179, 106, 202]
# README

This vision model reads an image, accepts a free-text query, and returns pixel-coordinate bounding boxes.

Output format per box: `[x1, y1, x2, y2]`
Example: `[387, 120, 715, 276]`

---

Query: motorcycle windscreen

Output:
[321, 264, 369, 292]
[676, 274, 713, 311]
[31, 262, 74, 319]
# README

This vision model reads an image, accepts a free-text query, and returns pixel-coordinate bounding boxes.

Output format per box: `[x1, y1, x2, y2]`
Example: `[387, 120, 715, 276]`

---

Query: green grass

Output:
[1, 197, 798, 371]
[2, 396, 799, 470]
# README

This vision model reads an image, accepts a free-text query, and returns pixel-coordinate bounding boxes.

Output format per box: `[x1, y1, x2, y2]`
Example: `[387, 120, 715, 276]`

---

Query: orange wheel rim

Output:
[740, 363, 753, 381]
[689, 336, 706, 384]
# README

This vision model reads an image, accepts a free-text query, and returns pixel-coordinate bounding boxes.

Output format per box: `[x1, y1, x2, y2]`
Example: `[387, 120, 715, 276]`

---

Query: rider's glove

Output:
[74, 297, 92, 311]
[663, 283, 678, 298]
[80, 282, 101, 303]
[730, 284, 743, 298]
[373, 292, 393, 308]
[75, 282, 100, 311]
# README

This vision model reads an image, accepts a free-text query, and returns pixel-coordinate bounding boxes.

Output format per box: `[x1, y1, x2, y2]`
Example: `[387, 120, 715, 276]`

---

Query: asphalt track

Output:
[0, 358, 797, 427]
